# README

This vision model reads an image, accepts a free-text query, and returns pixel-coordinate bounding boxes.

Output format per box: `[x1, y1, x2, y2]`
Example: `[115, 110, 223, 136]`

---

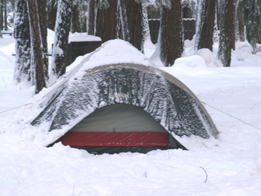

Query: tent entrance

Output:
[56, 104, 183, 154]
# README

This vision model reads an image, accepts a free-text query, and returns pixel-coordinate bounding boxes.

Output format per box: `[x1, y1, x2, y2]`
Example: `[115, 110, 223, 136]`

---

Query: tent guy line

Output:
[0, 102, 32, 114]
[201, 101, 261, 131]
[0, 100, 259, 133]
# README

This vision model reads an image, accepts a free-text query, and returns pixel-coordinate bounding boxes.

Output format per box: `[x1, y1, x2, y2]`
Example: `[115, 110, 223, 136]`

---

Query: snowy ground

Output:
[0, 35, 261, 196]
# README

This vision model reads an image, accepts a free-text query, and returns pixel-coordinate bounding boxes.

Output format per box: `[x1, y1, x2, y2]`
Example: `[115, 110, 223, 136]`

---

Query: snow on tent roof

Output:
[31, 39, 218, 149]
[68, 32, 102, 43]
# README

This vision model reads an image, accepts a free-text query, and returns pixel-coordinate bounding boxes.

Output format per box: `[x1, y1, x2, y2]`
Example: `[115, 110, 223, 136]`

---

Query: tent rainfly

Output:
[31, 39, 218, 154]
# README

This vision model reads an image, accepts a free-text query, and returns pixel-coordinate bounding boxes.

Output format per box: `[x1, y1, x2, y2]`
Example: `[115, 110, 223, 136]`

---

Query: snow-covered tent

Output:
[31, 39, 218, 154]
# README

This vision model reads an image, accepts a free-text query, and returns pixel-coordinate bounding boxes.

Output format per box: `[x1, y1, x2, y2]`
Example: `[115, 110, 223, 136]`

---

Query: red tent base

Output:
[57, 131, 169, 147]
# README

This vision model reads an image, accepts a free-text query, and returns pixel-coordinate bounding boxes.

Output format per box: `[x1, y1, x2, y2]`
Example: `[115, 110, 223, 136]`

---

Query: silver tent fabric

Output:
[70, 104, 166, 133]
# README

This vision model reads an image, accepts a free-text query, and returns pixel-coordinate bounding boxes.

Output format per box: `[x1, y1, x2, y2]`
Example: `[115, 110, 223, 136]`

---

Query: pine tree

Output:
[237, 0, 261, 51]
[96, 0, 118, 42]
[0, 0, 3, 38]
[126, 0, 143, 51]
[37, 0, 48, 81]
[71, 1, 81, 33]
[87, 0, 95, 35]
[27, 0, 46, 93]
[47, 0, 57, 30]
[14, 0, 31, 83]
[118, 0, 129, 41]
[218, 0, 235, 67]
[4, 0, 7, 30]
[158, 0, 183, 67]
[78, 0, 88, 32]
[51, 0, 72, 79]
[141, 2, 151, 52]
[96, 0, 143, 51]
[194, 0, 215, 51]
[238, 15, 245, 42]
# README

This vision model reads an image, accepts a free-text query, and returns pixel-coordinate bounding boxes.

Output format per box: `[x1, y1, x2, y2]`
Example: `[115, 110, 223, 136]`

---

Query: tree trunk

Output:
[238, 15, 245, 42]
[126, 0, 143, 51]
[37, 0, 48, 81]
[231, 0, 236, 50]
[4, 0, 7, 30]
[87, 0, 95, 35]
[160, 0, 183, 67]
[218, 0, 235, 67]
[51, 0, 72, 79]
[27, 0, 46, 93]
[14, 0, 31, 83]
[118, 0, 129, 41]
[71, 4, 81, 33]
[141, 3, 151, 52]
[47, 0, 57, 30]
[79, 3, 87, 32]
[195, 0, 215, 51]
[0, 0, 3, 35]
[96, 0, 117, 42]
[216, 0, 219, 30]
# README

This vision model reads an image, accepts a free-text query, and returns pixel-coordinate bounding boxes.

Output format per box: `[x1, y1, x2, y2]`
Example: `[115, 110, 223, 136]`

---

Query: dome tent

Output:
[31, 39, 218, 154]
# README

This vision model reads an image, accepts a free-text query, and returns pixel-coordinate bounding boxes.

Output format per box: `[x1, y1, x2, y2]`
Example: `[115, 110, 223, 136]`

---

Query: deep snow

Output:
[0, 34, 261, 195]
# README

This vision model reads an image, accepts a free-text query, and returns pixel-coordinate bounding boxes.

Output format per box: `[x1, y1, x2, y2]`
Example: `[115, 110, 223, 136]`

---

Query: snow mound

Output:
[184, 36, 195, 48]
[164, 55, 213, 76]
[175, 55, 207, 69]
[81, 39, 150, 70]
[149, 44, 164, 67]
[144, 37, 156, 49]
[194, 48, 222, 67]
[235, 42, 252, 61]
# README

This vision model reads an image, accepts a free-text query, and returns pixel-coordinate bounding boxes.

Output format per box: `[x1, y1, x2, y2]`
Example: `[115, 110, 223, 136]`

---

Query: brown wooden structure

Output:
[149, 19, 160, 43]
[183, 19, 196, 41]
[67, 41, 101, 66]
